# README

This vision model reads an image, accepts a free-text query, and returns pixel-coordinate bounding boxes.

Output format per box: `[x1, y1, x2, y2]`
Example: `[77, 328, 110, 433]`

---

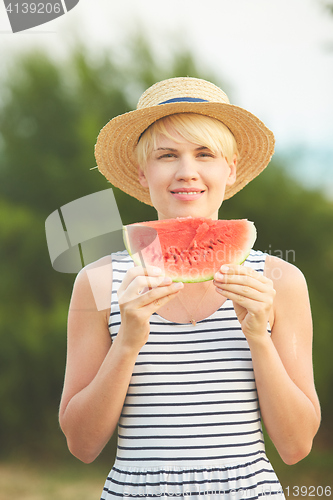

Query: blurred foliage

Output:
[326, 2, 333, 14]
[0, 34, 332, 469]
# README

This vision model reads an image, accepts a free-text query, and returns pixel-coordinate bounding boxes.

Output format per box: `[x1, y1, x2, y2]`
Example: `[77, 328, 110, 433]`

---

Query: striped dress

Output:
[101, 249, 285, 500]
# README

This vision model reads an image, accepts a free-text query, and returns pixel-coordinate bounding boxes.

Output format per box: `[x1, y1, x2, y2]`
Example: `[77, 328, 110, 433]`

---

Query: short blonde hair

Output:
[135, 113, 239, 168]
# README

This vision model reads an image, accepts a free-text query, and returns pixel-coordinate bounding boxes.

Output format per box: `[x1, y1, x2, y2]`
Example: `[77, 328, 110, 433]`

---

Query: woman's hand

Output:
[117, 266, 183, 351]
[214, 264, 276, 341]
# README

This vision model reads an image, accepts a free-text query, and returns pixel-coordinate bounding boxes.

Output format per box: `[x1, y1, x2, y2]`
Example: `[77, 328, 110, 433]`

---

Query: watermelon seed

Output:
[169, 246, 180, 255]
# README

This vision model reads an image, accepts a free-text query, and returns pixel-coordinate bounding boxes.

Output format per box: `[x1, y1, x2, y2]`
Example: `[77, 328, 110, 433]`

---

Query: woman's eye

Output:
[198, 152, 215, 158]
[158, 153, 176, 159]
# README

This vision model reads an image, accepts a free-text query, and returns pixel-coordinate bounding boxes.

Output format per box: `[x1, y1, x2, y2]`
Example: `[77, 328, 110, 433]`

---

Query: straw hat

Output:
[94, 77, 275, 205]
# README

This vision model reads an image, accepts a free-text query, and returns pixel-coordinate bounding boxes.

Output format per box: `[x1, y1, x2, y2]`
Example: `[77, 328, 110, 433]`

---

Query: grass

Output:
[0, 459, 107, 500]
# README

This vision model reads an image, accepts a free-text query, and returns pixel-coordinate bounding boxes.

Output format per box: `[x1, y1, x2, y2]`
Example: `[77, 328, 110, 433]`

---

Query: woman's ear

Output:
[138, 166, 149, 188]
[226, 154, 237, 186]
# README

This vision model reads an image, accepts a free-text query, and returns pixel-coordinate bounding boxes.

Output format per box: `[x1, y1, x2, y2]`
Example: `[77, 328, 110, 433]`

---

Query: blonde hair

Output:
[135, 113, 239, 168]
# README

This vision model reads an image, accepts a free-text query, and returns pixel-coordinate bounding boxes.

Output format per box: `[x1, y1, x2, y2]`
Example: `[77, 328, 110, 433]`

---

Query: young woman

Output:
[59, 77, 321, 499]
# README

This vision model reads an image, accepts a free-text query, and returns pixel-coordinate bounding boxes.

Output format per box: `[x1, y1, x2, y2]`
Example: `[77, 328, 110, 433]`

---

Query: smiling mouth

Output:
[171, 190, 205, 195]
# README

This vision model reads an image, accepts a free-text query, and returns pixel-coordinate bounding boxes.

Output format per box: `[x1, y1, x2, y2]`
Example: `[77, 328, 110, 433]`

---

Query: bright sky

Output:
[1, 0, 333, 195]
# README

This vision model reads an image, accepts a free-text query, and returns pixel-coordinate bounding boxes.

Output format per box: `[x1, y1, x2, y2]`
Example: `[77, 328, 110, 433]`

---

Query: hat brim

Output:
[94, 101, 275, 205]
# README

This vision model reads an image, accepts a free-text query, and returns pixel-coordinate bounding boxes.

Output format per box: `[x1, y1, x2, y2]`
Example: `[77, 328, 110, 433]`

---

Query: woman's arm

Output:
[214, 255, 321, 465]
[59, 258, 183, 463]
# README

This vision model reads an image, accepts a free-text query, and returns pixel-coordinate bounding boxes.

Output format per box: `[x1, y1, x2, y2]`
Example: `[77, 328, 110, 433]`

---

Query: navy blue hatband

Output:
[158, 97, 209, 105]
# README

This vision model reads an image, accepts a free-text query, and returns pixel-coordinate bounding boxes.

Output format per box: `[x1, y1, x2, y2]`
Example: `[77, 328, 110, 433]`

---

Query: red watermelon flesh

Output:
[123, 217, 257, 283]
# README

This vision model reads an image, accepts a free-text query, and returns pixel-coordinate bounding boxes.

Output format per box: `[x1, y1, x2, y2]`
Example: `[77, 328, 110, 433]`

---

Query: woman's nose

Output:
[175, 156, 200, 181]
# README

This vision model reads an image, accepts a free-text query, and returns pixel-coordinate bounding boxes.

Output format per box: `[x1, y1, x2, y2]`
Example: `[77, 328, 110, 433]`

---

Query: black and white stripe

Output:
[101, 250, 284, 499]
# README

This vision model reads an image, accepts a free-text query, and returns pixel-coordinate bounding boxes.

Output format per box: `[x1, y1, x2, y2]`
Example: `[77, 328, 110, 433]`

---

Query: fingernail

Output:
[174, 282, 184, 289]
[163, 276, 172, 284]
[220, 265, 229, 273]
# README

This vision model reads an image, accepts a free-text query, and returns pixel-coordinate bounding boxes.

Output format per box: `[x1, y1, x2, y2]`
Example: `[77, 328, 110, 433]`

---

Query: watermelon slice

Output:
[123, 217, 257, 283]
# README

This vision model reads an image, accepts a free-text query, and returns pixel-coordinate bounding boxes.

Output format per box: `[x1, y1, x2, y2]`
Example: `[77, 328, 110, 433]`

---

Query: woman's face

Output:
[138, 129, 237, 220]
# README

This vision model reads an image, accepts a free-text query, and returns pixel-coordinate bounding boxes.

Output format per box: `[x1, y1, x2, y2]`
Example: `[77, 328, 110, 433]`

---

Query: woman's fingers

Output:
[137, 281, 184, 314]
[213, 264, 275, 336]
[214, 265, 273, 297]
[121, 279, 182, 307]
[118, 264, 183, 313]
[214, 277, 271, 302]
[116, 266, 183, 351]
[118, 279, 183, 336]
[215, 264, 269, 285]
[118, 265, 164, 296]
[124, 274, 172, 300]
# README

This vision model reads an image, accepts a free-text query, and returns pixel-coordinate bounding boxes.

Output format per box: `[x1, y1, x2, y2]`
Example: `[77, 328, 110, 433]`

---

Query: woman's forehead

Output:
[153, 131, 205, 149]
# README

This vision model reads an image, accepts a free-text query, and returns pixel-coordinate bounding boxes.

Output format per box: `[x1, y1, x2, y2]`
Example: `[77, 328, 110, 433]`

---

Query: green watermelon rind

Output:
[123, 226, 132, 260]
[123, 219, 257, 283]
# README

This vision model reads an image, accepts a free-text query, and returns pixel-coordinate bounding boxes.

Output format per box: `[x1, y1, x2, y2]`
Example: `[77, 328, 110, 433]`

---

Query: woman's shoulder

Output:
[76, 255, 113, 283]
[71, 255, 114, 313]
[264, 254, 307, 288]
[72, 251, 133, 312]
[264, 255, 310, 334]
[265, 255, 309, 317]
[247, 249, 307, 289]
